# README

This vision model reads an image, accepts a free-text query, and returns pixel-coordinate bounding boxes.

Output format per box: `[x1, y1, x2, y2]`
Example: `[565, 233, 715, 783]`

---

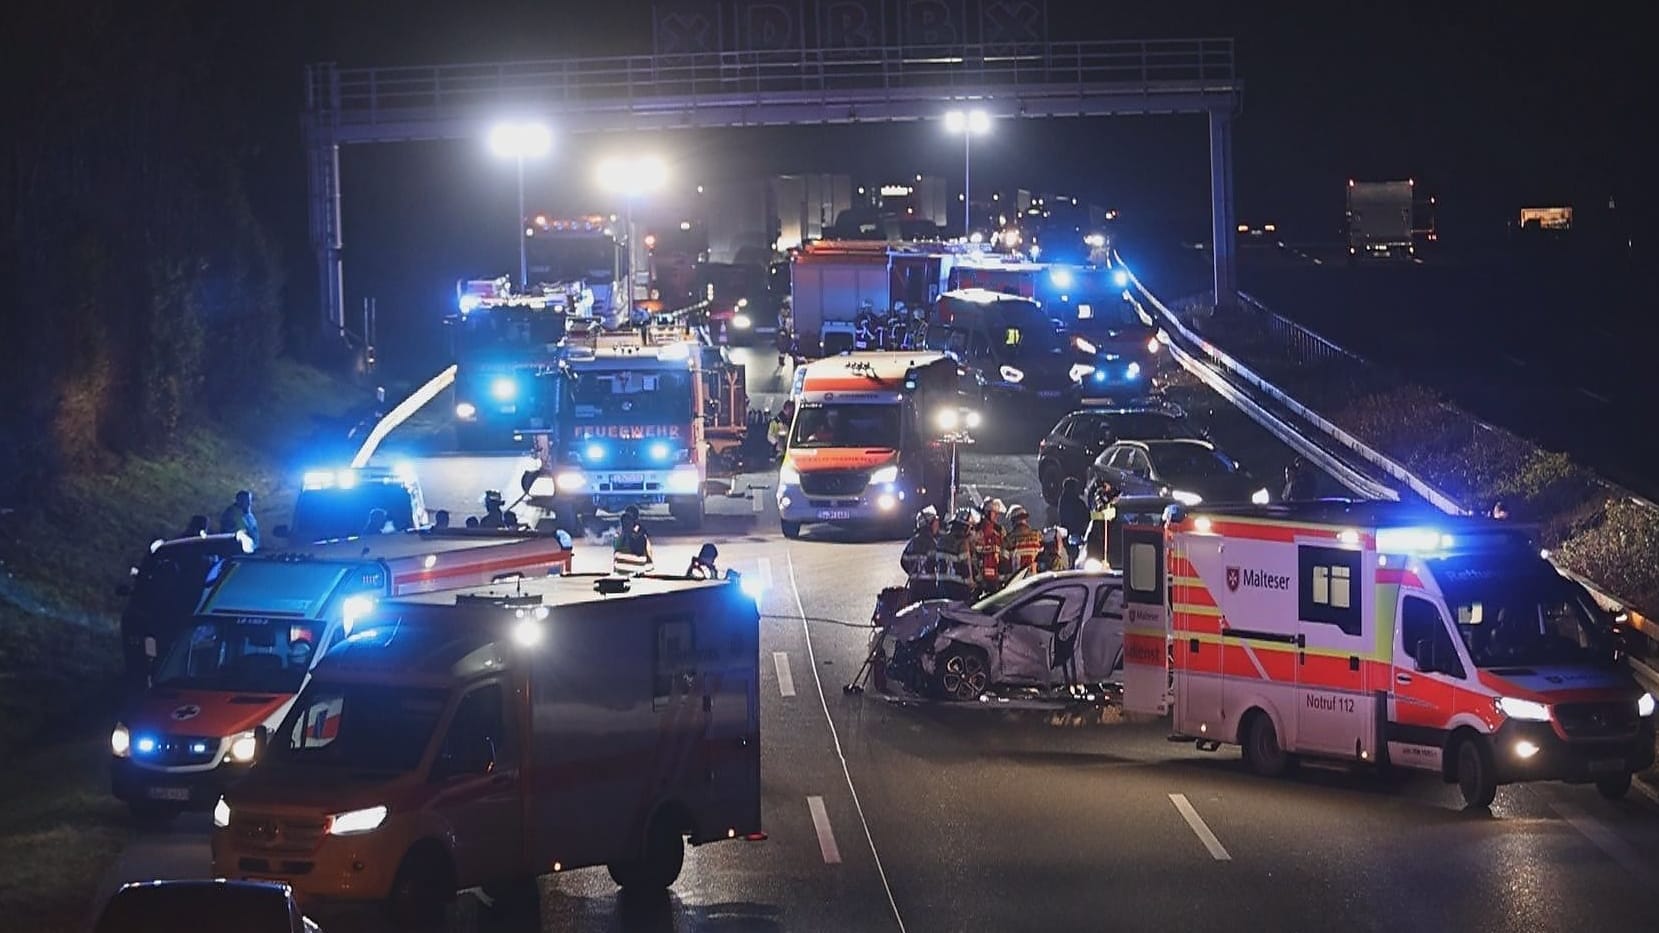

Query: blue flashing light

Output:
[190, 741, 208, 755]
[1111, 268, 1130, 288]
[459, 293, 482, 313]
[335, 469, 358, 490]
[648, 441, 671, 462]
[1093, 370, 1107, 383]
[1376, 527, 1455, 554]
[1049, 267, 1074, 289]
[584, 442, 606, 462]
[303, 470, 333, 490]
[135, 736, 158, 755]
[490, 377, 518, 402]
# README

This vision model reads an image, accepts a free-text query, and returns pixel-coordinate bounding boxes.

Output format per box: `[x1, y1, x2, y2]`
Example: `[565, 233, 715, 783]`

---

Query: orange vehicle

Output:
[110, 530, 572, 820]
[1121, 501, 1655, 807]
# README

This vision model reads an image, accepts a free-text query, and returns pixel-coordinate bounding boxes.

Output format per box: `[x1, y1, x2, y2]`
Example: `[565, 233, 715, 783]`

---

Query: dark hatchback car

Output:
[93, 880, 320, 933]
[1036, 402, 1201, 503]
[1086, 438, 1271, 507]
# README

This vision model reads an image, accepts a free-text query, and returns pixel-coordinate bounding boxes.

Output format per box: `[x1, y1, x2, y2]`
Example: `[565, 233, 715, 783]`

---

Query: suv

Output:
[1037, 402, 1199, 503]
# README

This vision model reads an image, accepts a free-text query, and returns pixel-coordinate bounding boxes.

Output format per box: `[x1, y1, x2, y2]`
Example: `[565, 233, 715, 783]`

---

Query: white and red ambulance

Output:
[1121, 501, 1655, 807]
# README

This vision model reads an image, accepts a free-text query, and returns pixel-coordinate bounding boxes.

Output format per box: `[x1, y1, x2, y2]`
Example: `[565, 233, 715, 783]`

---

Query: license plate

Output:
[817, 509, 851, 520]
[146, 786, 191, 802]
[1588, 758, 1624, 775]
[1038, 390, 1066, 398]
[612, 473, 643, 484]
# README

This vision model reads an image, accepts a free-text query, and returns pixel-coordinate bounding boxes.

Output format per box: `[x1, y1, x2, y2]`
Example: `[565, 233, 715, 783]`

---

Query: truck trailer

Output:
[1346, 180, 1415, 261]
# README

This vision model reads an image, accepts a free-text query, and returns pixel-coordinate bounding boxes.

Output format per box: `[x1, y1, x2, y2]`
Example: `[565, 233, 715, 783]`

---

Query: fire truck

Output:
[110, 529, 573, 819]
[211, 568, 761, 915]
[525, 314, 746, 531]
[1119, 500, 1655, 808]
[776, 352, 969, 539]
[523, 214, 624, 323]
[449, 277, 575, 451]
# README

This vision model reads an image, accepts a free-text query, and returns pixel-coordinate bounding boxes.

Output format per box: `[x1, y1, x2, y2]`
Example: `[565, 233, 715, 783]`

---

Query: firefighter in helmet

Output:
[1001, 504, 1044, 577]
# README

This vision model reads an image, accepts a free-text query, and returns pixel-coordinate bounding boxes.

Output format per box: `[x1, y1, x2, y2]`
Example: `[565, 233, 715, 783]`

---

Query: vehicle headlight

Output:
[648, 441, 672, 462]
[1639, 693, 1655, 717]
[213, 797, 231, 828]
[1496, 696, 1551, 722]
[555, 471, 586, 491]
[454, 402, 477, 420]
[228, 731, 260, 764]
[326, 804, 389, 836]
[1126, 361, 1141, 379]
[778, 464, 800, 485]
[490, 377, 517, 401]
[965, 410, 981, 429]
[111, 723, 131, 758]
[1147, 336, 1162, 354]
[1068, 364, 1096, 384]
[732, 313, 752, 329]
[936, 409, 960, 432]
[869, 466, 898, 485]
[667, 465, 700, 494]
[1251, 488, 1271, 505]
[999, 365, 1025, 384]
[1073, 336, 1097, 355]
[1170, 490, 1203, 506]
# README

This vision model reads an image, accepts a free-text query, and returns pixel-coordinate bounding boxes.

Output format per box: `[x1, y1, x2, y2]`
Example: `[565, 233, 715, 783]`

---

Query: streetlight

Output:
[596, 155, 668, 313]
[488, 121, 553, 290]
[943, 108, 991, 239]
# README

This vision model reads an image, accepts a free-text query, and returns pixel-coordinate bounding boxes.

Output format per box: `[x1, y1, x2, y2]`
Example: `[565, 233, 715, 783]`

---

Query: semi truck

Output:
[1346, 180, 1415, 261]
[1120, 500, 1655, 808]
[788, 241, 956, 358]
[111, 529, 573, 819]
[211, 568, 761, 916]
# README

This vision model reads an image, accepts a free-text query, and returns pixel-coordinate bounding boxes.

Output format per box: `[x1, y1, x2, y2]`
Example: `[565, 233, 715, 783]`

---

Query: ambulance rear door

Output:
[1121, 525, 1171, 715]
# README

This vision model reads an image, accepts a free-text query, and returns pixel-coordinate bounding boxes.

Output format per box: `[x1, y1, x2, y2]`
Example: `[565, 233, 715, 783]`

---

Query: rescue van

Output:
[210, 568, 761, 917]
[1121, 501, 1655, 807]
[776, 351, 966, 538]
[111, 530, 573, 818]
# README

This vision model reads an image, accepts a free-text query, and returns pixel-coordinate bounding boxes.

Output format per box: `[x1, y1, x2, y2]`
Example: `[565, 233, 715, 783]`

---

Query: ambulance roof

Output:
[257, 529, 553, 564]
[1185, 500, 1533, 550]
[799, 351, 949, 393]
[388, 571, 731, 609]
[314, 621, 506, 685]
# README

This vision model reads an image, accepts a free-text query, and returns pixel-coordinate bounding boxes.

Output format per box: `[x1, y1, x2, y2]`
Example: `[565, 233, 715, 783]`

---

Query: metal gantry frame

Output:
[303, 39, 1242, 336]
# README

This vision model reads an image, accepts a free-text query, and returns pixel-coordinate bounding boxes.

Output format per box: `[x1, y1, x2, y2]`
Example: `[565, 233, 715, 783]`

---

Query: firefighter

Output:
[767, 399, 797, 459]
[972, 498, 1007, 595]
[929, 507, 978, 600]
[219, 490, 259, 550]
[1036, 526, 1072, 573]
[480, 490, 507, 529]
[614, 504, 654, 572]
[900, 507, 941, 576]
[1001, 504, 1044, 576]
[686, 543, 720, 580]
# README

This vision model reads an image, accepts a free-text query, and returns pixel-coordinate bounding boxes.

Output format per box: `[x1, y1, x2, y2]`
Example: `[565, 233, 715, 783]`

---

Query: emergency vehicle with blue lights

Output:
[448, 276, 577, 450]
[1120, 501, 1655, 807]
[110, 529, 572, 819]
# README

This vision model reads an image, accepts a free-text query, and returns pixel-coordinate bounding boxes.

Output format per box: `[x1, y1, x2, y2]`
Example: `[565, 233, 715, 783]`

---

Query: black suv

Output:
[1036, 401, 1200, 503]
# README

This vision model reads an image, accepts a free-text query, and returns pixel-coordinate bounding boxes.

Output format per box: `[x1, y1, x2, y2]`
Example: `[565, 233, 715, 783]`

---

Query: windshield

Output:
[154, 616, 326, 694]
[291, 485, 416, 542]
[1074, 297, 1145, 331]
[789, 403, 901, 449]
[997, 304, 1066, 362]
[567, 368, 694, 422]
[268, 682, 448, 773]
[455, 308, 566, 355]
[527, 234, 617, 283]
[1151, 445, 1234, 483]
[1442, 568, 1605, 668]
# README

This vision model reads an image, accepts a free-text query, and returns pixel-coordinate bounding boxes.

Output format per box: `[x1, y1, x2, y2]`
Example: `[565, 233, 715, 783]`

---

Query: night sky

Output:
[261, 1, 1640, 372]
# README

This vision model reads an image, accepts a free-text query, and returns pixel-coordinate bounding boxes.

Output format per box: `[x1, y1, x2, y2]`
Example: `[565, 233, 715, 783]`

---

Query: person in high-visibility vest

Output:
[1036, 526, 1072, 573]
[971, 498, 1008, 596]
[1001, 504, 1044, 576]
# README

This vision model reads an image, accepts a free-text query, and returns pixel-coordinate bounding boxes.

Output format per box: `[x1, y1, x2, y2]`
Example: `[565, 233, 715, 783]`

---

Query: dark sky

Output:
[276, 1, 1640, 370]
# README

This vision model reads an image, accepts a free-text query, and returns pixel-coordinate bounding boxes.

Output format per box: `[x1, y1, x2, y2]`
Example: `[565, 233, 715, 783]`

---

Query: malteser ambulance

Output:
[211, 568, 760, 918]
[1121, 501, 1654, 807]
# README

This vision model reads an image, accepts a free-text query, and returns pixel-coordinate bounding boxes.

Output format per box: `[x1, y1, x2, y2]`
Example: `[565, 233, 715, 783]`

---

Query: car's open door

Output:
[1120, 524, 1171, 715]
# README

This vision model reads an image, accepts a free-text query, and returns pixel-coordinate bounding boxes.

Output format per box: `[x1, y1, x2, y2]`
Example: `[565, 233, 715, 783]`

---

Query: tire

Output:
[607, 813, 686, 891]
[781, 520, 802, 539]
[670, 496, 705, 531]
[1596, 771, 1633, 800]
[934, 646, 990, 701]
[1455, 736, 1498, 808]
[385, 844, 456, 929]
[1242, 711, 1294, 778]
[1038, 459, 1062, 505]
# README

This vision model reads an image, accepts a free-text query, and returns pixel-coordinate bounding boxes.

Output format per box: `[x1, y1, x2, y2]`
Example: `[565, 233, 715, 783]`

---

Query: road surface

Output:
[92, 341, 1659, 933]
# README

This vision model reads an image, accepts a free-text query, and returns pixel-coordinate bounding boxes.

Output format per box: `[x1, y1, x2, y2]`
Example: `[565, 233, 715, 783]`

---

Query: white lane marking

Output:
[1500, 353, 1527, 368]
[1576, 386, 1611, 404]
[757, 557, 773, 592]
[752, 489, 765, 512]
[806, 795, 842, 864]
[787, 550, 908, 931]
[1551, 801, 1652, 880]
[773, 651, 797, 697]
[1169, 793, 1232, 861]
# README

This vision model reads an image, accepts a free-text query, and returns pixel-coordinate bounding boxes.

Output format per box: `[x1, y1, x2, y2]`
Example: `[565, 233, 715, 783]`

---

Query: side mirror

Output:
[273, 525, 291, 539]
[253, 725, 270, 760]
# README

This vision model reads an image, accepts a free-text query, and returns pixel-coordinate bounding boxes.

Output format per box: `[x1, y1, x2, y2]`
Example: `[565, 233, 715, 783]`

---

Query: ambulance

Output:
[211, 568, 761, 917]
[1120, 501, 1655, 808]
[776, 352, 966, 539]
[111, 530, 573, 818]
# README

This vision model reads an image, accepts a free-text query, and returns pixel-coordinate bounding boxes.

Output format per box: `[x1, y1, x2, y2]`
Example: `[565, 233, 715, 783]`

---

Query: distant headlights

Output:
[1251, 488, 1271, 505]
[111, 723, 131, 758]
[999, 365, 1025, 384]
[732, 313, 752, 329]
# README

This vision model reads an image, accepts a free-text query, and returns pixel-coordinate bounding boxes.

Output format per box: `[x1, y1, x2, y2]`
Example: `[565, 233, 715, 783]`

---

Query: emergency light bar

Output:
[1375, 527, 1455, 554]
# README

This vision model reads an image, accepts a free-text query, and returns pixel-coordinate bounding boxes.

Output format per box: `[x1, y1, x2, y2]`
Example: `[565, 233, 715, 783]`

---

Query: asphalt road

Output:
[92, 342, 1659, 932]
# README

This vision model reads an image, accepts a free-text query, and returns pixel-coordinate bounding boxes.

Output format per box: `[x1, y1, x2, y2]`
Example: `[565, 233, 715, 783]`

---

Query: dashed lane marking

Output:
[773, 651, 796, 697]
[807, 795, 842, 864]
[1169, 793, 1232, 861]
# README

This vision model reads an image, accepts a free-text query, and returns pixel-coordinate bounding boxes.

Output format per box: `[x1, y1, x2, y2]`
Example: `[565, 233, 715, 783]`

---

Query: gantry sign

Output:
[304, 0, 1241, 334]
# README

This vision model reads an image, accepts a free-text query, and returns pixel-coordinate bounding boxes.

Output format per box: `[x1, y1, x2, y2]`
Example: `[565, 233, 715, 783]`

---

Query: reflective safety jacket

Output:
[1035, 544, 1072, 574]
[971, 523, 1006, 585]
[1001, 524, 1044, 575]
[900, 531, 938, 575]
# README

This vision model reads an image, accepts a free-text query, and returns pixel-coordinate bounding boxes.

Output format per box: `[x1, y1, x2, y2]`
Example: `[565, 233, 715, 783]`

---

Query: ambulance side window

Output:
[436, 683, 506, 777]
[1401, 597, 1464, 678]
[1127, 543, 1160, 598]
[1298, 545, 1362, 636]
[653, 616, 697, 710]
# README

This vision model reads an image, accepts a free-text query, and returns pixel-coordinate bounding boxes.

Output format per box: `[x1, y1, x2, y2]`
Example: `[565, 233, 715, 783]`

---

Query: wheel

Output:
[607, 813, 686, 891]
[781, 520, 802, 539]
[670, 496, 705, 531]
[1038, 459, 1062, 505]
[1455, 736, 1498, 808]
[385, 845, 456, 928]
[1242, 711, 1294, 778]
[934, 646, 990, 701]
[1596, 771, 1633, 800]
